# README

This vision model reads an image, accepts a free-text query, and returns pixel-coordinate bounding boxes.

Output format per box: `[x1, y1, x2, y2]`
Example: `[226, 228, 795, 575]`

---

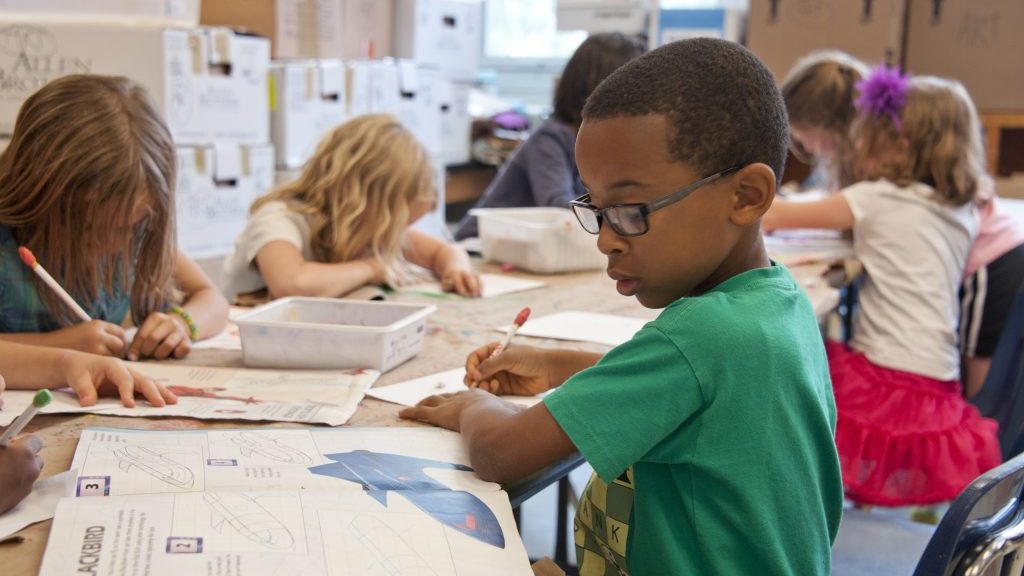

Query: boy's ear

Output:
[729, 163, 776, 226]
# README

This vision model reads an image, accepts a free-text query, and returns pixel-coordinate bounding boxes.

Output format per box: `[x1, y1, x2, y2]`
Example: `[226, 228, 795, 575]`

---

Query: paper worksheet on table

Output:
[41, 427, 532, 576]
[0, 363, 378, 427]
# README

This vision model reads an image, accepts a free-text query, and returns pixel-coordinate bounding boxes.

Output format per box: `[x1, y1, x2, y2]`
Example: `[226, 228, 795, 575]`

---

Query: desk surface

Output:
[0, 261, 837, 574]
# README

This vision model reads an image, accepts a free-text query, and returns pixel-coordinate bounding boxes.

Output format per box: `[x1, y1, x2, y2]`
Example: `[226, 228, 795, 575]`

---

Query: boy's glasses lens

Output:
[571, 204, 601, 234]
[606, 206, 648, 236]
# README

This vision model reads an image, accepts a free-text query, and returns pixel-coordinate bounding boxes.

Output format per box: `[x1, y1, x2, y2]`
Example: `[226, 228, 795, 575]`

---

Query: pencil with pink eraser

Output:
[18, 246, 91, 323]
[490, 306, 531, 358]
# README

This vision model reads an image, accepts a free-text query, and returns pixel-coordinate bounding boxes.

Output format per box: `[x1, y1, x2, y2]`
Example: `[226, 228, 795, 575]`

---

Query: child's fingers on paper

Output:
[153, 330, 186, 360]
[68, 369, 100, 407]
[466, 273, 482, 297]
[129, 368, 177, 405]
[398, 404, 430, 421]
[134, 315, 177, 359]
[172, 338, 191, 359]
[103, 362, 139, 408]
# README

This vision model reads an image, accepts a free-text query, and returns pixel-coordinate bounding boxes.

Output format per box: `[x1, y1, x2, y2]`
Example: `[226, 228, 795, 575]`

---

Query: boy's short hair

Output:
[583, 38, 789, 183]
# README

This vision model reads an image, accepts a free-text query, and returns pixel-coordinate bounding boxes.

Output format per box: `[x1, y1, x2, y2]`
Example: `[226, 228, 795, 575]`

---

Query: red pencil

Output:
[490, 307, 531, 358]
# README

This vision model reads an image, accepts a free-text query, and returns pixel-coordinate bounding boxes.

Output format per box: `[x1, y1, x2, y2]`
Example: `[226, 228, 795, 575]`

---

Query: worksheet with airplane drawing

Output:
[45, 427, 532, 575]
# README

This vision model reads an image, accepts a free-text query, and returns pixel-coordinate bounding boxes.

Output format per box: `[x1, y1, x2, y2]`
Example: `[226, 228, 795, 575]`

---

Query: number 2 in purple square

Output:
[76, 476, 110, 497]
[166, 537, 203, 554]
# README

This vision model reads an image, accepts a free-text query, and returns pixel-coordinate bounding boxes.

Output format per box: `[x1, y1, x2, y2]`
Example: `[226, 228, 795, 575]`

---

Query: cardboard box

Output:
[345, 60, 374, 116]
[905, 0, 1024, 112]
[202, 0, 341, 59]
[556, 0, 648, 34]
[397, 61, 443, 158]
[652, 8, 744, 46]
[438, 80, 472, 165]
[176, 143, 275, 259]
[201, 0, 392, 59]
[341, 0, 394, 59]
[370, 59, 402, 115]
[393, 0, 483, 82]
[0, 22, 270, 144]
[0, 0, 199, 27]
[271, 60, 348, 169]
[746, 0, 906, 82]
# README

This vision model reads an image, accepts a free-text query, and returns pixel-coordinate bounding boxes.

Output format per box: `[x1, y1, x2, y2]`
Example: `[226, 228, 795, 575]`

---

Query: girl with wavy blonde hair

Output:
[224, 114, 479, 301]
[0, 74, 228, 362]
[766, 69, 1002, 507]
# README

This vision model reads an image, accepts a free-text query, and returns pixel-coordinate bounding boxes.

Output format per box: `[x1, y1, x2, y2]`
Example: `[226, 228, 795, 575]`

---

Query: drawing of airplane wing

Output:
[348, 515, 438, 576]
[231, 432, 314, 465]
[113, 446, 195, 489]
[398, 490, 505, 549]
[310, 450, 474, 491]
[203, 493, 295, 550]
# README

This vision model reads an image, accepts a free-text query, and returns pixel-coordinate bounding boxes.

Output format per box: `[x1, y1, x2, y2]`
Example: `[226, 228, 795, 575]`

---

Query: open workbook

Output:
[40, 427, 532, 575]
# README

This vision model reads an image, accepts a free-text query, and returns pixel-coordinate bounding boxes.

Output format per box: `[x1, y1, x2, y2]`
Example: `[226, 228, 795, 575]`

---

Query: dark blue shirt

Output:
[455, 119, 584, 239]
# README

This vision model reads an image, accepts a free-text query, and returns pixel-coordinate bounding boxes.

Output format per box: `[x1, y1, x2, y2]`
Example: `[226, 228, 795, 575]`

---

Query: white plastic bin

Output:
[471, 208, 605, 274]
[234, 298, 436, 372]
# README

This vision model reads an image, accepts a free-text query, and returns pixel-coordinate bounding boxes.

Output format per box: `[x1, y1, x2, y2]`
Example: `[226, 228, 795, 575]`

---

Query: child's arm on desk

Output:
[400, 344, 600, 483]
[255, 240, 386, 298]
[128, 251, 229, 361]
[762, 195, 855, 232]
[0, 342, 176, 407]
[402, 229, 482, 297]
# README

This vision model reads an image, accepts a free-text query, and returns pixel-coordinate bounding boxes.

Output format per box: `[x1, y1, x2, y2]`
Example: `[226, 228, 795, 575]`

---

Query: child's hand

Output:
[128, 312, 192, 361]
[465, 343, 554, 396]
[50, 319, 127, 357]
[440, 268, 482, 297]
[57, 351, 178, 408]
[398, 389, 499, 431]
[0, 435, 43, 514]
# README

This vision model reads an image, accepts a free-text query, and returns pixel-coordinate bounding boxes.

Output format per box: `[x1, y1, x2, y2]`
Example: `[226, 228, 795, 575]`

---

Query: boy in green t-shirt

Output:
[401, 38, 843, 575]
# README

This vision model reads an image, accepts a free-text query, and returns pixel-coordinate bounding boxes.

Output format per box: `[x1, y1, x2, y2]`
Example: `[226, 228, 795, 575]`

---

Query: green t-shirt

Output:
[544, 263, 843, 576]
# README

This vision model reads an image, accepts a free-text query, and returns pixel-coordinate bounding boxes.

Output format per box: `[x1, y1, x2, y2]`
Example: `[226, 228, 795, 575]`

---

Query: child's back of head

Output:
[583, 37, 790, 185]
[0, 74, 176, 325]
[851, 71, 988, 205]
[552, 32, 646, 128]
[253, 114, 435, 266]
[782, 50, 869, 188]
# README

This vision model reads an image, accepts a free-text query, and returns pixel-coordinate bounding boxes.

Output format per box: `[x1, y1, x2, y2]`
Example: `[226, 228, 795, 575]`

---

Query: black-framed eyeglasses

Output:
[569, 165, 741, 237]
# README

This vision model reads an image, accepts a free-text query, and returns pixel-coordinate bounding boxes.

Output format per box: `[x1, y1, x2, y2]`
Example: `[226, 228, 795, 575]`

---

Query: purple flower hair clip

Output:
[855, 64, 910, 131]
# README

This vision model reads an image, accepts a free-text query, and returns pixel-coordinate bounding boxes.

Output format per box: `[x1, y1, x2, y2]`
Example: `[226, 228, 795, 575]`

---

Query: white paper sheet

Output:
[365, 368, 546, 408]
[399, 273, 546, 298]
[0, 363, 378, 427]
[40, 490, 531, 576]
[38, 427, 533, 575]
[497, 310, 650, 347]
[0, 469, 76, 540]
[764, 229, 853, 260]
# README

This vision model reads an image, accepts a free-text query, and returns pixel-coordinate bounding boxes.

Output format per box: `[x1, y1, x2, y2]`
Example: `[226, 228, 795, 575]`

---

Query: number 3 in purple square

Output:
[166, 537, 203, 554]
[76, 476, 110, 497]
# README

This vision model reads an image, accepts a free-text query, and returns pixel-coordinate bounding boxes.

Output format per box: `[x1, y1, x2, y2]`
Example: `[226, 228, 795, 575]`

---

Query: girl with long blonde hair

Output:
[224, 114, 480, 301]
[765, 69, 1001, 506]
[0, 74, 228, 362]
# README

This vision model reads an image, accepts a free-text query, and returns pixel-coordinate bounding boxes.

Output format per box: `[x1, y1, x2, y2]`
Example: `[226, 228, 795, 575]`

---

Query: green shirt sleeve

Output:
[544, 324, 705, 483]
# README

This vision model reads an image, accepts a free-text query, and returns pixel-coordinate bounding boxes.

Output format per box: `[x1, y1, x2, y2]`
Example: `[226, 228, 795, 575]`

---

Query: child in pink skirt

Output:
[765, 66, 1001, 506]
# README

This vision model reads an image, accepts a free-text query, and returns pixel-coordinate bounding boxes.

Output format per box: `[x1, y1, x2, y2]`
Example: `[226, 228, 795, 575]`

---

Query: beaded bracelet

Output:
[169, 305, 199, 342]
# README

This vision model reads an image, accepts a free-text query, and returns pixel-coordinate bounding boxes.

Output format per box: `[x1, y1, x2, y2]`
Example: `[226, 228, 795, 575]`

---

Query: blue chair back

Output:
[971, 285, 1024, 460]
[913, 451, 1024, 575]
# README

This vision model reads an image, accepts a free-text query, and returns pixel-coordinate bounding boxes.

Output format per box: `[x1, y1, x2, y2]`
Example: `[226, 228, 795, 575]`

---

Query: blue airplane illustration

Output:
[308, 450, 505, 549]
